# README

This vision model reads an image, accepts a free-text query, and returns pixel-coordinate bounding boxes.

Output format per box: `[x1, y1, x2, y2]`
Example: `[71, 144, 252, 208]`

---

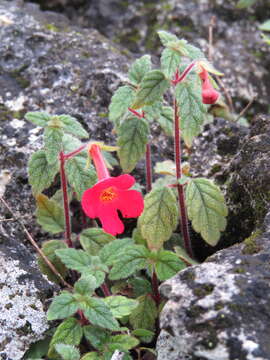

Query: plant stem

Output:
[64, 143, 87, 160]
[151, 270, 161, 306]
[145, 143, 152, 193]
[101, 283, 111, 297]
[59, 151, 73, 248]
[173, 98, 193, 258]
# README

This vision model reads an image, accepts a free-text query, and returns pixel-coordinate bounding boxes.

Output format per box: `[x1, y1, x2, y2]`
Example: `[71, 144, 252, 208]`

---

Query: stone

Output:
[157, 210, 270, 359]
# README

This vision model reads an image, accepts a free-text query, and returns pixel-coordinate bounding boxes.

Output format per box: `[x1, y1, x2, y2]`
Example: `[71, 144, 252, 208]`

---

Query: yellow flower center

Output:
[100, 187, 117, 202]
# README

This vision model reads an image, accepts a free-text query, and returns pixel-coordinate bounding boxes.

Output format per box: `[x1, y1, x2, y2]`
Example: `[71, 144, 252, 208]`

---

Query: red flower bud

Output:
[199, 69, 219, 105]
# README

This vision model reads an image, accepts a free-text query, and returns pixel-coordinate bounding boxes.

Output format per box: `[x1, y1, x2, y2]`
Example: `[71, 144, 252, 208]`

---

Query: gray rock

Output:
[157, 211, 270, 359]
[0, 233, 56, 360]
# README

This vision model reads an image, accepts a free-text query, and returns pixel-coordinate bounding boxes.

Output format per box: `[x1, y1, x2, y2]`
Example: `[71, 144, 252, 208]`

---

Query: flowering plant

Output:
[22, 31, 227, 359]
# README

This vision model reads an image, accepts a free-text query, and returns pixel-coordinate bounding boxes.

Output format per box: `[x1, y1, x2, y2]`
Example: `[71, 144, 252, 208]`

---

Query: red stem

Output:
[59, 151, 73, 248]
[173, 98, 193, 258]
[90, 144, 110, 180]
[172, 62, 196, 85]
[151, 270, 161, 306]
[101, 283, 111, 297]
[145, 143, 152, 193]
[64, 143, 87, 160]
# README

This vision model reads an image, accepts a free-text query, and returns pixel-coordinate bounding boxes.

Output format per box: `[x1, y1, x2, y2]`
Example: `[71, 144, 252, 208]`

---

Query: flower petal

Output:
[81, 187, 99, 218]
[98, 206, 124, 236]
[116, 190, 144, 218]
[113, 174, 135, 190]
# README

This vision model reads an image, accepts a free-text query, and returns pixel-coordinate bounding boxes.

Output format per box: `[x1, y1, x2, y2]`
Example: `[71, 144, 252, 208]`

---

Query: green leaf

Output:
[175, 76, 207, 147]
[128, 55, 152, 85]
[82, 256, 108, 287]
[44, 126, 64, 164]
[62, 133, 84, 154]
[157, 30, 178, 46]
[55, 344, 80, 360]
[99, 238, 134, 266]
[259, 19, 270, 32]
[83, 325, 110, 350]
[109, 245, 149, 280]
[185, 44, 205, 60]
[24, 336, 51, 359]
[131, 329, 154, 343]
[25, 111, 51, 127]
[81, 353, 100, 360]
[138, 186, 178, 251]
[236, 0, 256, 8]
[128, 277, 152, 297]
[174, 245, 198, 265]
[142, 101, 163, 122]
[155, 250, 186, 281]
[104, 296, 139, 318]
[58, 115, 88, 139]
[80, 297, 119, 330]
[28, 150, 59, 195]
[154, 160, 176, 176]
[117, 116, 149, 173]
[129, 295, 157, 330]
[47, 292, 79, 321]
[80, 228, 115, 256]
[55, 248, 92, 273]
[36, 194, 65, 234]
[48, 318, 83, 359]
[262, 32, 270, 45]
[160, 48, 181, 79]
[157, 106, 173, 136]
[185, 178, 228, 245]
[108, 335, 139, 351]
[74, 275, 97, 295]
[65, 155, 96, 200]
[37, 240, 68, 284]
[109, 85, 135, 126]
[132, 70, 169, 109]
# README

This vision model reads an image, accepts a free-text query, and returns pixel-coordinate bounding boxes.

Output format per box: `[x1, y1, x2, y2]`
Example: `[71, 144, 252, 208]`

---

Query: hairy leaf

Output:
[36, 194, 65, 234]
[28, 150, 58, 195]
[157, 30, 179, 46]
[138, 186, 178, 251]
[109, 245, 149, 280]
[58, 115, 88, 139]
[155, 250, 186, 281]
[44, 126, 64, 164]
[161, 48, 181, 79]
[131, 329, 154, 343]
[128, 277, 152, 297]
[104, 296, 138, 318]
[128, 55, 152, 85]
[80, 228, 115, 256]
[109, 85, 135, 126]
[117, 116, 149, 172]
[25, 111, 51, 127]
[132, 70, 169, 109]
[108, 335, 139, 351]
[47, 292, 78, 320]
[83, 325, 110, 350]
[55, 344, 80, 360]
[157, 106, 173, 136]
[81, 353, 100, 360]
[185, 178, 228, 245]
[99, 238, 134, 266]
[129, 295, 157, 330]
[74, 275, 97, 295]
[55, 248, 92, 273]
[142, 101, 163, 122]
[175, 77, 207, 147]
[154, 160, 176, 176]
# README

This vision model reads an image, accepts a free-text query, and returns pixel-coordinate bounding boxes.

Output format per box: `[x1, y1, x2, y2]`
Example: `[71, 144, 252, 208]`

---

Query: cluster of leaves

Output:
[25, 30, 228, 359]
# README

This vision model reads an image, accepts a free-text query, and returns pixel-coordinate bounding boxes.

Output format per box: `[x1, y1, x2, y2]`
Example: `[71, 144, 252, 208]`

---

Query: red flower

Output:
[81, 144, 144, 236]
[199, 68, 219, 105]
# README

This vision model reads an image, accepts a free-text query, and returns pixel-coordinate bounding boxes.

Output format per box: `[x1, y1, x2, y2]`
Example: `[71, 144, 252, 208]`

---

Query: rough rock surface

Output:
[0, 233, 56, 360]
[157, 208, 270, 360]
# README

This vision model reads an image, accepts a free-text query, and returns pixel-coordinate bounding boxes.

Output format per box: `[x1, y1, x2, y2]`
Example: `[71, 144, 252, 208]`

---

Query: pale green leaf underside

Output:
[25, 111, 51, 127]
[109, 85, 135, 126]
[161, 48, 181, 79]
[117, 116, 149, 173]
[185, 178, 228, 246]
[44, 126, 64, 164]
[138, 186, 178, 251]
[157, 106, 173, 136]
[55, 344, 80, 360]
[128, 54, 152, 85]
[157, 30, 179, 46]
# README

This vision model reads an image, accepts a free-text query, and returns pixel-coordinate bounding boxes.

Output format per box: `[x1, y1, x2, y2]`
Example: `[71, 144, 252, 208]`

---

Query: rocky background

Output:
[0, 0, 269, 359]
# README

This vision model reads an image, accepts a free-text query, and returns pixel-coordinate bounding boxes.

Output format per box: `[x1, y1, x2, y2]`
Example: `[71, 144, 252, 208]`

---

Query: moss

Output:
[193, 283, 214, 298]
[233, 267, 246, 274]
[214, 302, 225, 311]
[242, 230, 262, 255]
[186, 305, 206, 318]
[44, 24, 61, 32]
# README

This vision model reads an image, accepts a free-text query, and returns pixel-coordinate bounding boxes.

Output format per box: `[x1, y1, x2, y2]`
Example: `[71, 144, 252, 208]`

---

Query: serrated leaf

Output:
[175, 77, 207, 147]
[55, 344, 80, 360]
[58, 115, 88, 139]
[236, 0, 256, 8]
[128, 55, 152, 85]
[109, 85, 135, 126]
[65, 155, 97, 200]
[74, 275, 97, 295]
[82, 256, 108, 287]
[108, 335, 139, 351]
[154, 250, 186, 281]
[36, 194, 65, 234]
[99, 238, 134, 266]
[154, 160, 176, 176]
[80, 297, 119, 330]
[24, 336, 51, 359]
[186, 178, 228, 245]
[80, 228, 115, 256]
[117, 116, 149, 172]
[47, 292, 79, 321]
[55, 248, 92, 273]
[129, 295, 157, 330]
[48, 318, 83, 359]
[185, 44, 205, 60]
[138, 187, 178, 251]
[132, 70, 169, 109]
[81, 353, 100, 360]
[157, 30, 179, 46]
[128, 277, 152, 297]
[131, 329, 154, 343]
[142, 101, 163, 122]
[83, 325, 110, 350]
[25, 111, 51, 127]
[104, 296, 138, 318]
[156, 106, 173, 136]
[62, 133, 84, 154]
[160, 48, 181, 79]
[109, 245, 149, 280]
[259, 19, 270, 32]
[37, 240, 68, 284]
[28, 150, 59, 195]
[44, 126, 64, 164]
